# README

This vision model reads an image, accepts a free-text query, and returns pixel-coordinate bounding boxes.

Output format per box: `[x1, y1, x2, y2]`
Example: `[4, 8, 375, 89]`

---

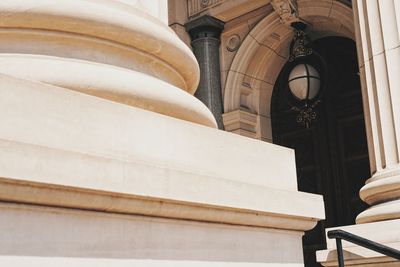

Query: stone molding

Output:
[226, 34, 241, 52]
[188, 0, 224, 18]
[187, 0, 270, 22]
[0, 175, 322, 231]
[223, 109, 273, 142]
[222, 109, 258, 138]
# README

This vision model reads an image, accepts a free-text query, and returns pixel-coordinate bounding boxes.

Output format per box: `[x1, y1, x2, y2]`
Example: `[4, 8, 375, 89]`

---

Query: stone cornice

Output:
[188, 0, 225, 18]
[187, 0, 270, 22]
[0, 174, 323, 231]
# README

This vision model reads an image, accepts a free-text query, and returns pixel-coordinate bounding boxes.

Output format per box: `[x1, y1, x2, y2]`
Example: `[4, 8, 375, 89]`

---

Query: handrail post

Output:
[335, 238, 345, 267]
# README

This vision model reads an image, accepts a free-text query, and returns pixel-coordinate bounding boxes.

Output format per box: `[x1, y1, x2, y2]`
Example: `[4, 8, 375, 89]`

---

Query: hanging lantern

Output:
[288, 63, 320, 101]
[288, 22, 321, 128]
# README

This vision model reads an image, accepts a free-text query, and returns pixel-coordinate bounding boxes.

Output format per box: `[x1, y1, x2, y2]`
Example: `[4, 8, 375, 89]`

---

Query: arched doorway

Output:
[222, 1, 354, 141]
[271, 37, 371, 266]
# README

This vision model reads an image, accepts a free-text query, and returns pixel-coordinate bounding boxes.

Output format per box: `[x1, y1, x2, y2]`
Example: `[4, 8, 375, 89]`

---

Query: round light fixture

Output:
[286, 22, 322, 128]
[288, 63, 320, 102]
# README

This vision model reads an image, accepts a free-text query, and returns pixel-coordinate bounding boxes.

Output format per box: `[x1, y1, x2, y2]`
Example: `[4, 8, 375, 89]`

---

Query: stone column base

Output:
[356, 169, 400, 224]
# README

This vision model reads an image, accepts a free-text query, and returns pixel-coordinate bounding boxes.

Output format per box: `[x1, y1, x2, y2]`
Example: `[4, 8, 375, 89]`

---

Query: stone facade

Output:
[1, 0, 399, 266]
[0, 1, 324, 267]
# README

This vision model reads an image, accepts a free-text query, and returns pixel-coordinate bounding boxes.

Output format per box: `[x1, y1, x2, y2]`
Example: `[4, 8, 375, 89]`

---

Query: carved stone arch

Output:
[222, 0, 355, 142]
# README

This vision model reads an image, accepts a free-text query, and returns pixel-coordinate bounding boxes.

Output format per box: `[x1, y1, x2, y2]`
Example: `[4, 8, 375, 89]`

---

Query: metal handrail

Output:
[327, 229, 400, 267]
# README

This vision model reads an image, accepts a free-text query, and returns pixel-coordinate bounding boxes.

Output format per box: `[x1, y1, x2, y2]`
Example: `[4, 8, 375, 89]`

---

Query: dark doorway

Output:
[271, 37, 370, 266]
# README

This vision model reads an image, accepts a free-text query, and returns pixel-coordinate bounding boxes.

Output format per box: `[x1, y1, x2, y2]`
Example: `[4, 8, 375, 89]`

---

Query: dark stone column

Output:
[185, 15, 225, 129]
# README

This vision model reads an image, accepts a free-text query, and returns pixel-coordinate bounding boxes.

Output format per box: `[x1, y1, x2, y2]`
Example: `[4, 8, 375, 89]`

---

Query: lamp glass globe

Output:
[288, 64, 320, 101]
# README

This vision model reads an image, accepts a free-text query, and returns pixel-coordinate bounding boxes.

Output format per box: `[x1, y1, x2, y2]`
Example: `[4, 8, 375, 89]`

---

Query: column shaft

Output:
[186, 15, 225, 129]
[353, 0, 400, 223]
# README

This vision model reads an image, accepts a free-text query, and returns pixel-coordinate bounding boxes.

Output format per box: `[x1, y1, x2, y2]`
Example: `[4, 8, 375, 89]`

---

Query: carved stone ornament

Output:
[226, 34, 241, 52]
[271, 0, 299, 25]
[200, 0, 210, 8]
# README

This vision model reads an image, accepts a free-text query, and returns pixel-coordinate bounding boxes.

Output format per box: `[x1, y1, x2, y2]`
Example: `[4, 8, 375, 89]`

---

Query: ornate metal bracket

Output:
[289, 22, 312, 62]
[291, 100, 321, 128]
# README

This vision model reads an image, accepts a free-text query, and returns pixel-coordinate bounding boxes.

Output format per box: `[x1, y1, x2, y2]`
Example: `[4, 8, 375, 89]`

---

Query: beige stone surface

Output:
[0, 73, 324, 230]
[168, 0, 191, 48]
[271, 0, 299, 25]
[169, 0, 189, 25]
[117, 0, 168, 23]
[0, 0, 198, 93]
[0, 30, 187, 90]
[223, 110, 259, 137]
[0, 73, 301, 192]
[0, 54, 216, 128]
[0, 203, 307, 266]
[169, 23, 192, 48]
[352, 0, 400, 224]
[0, 258, 307, 267]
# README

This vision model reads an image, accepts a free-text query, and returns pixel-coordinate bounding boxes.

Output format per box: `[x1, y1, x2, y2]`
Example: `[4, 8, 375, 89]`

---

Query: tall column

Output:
[186, 15, 225, 129]
[353, 0, 400, 224]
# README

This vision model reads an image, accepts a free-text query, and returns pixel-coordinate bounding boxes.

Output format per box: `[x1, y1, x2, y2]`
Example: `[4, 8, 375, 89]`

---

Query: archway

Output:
[223, 0, 354, 142]
[271, 36, 370, 267]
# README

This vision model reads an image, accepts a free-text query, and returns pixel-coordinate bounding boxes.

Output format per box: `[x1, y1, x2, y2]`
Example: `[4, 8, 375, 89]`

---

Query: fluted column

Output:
[353, 0, 400, 224]
[185, 15, 225, 129]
